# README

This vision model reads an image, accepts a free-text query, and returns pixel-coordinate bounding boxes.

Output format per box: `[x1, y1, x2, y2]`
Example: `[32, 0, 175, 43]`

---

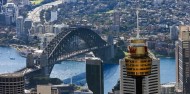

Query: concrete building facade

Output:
[161, 82, 175, 94]
[175, 25, 190, 94]
[0, 73, 25, 94]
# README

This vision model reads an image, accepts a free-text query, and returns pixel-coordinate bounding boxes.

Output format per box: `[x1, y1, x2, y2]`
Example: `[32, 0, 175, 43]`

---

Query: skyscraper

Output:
[2, 3, 19, 23]
[23, 18, 32, 42]
[16, 16, 24, 38]
[112, 10, 120, 33]
[86, 57, 104, 94]
[120, 51, 160, 94]
[175, 25, 190, 94]
[169, 25, 179, 41]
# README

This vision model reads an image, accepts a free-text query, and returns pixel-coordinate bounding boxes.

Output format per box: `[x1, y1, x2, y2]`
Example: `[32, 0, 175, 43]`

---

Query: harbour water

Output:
[0, 47, 176, 94]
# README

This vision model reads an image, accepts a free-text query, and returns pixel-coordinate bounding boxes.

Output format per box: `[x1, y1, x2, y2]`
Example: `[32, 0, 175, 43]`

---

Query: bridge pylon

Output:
[39, 51, 50, 77]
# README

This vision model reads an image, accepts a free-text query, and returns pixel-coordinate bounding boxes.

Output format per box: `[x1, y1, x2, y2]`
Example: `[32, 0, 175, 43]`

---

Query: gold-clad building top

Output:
[125, 38, 152, 77]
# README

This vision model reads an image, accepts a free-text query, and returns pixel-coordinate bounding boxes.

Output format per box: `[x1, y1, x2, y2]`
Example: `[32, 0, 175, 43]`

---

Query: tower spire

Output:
[136, 9, 140, 38]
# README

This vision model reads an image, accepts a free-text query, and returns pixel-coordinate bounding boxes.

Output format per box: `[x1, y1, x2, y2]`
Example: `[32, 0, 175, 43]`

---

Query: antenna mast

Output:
[136, 9, 140, 38]
[136, 0, 140, 39]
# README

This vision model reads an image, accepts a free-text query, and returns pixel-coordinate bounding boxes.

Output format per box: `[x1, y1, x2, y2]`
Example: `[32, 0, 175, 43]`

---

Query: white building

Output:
[37, 85, 52, 94]
[74, 89, 93, 94]
[50, 10, 57, 22]
[161, 82, 175, 94]
[120, 51, 160, 94]
[2, 3, 19, 23]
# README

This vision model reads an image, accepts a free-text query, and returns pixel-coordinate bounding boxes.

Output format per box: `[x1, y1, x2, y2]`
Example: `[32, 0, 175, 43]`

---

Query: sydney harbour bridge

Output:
[14, 27, 122, 79]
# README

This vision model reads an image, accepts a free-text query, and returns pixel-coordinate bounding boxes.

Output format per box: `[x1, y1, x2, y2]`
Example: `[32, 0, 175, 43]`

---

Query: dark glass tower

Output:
[86, 57, 104, 94]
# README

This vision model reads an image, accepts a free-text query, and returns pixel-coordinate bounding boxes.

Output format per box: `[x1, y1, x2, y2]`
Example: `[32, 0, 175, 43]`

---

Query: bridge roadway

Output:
[15, 44, 110, 76]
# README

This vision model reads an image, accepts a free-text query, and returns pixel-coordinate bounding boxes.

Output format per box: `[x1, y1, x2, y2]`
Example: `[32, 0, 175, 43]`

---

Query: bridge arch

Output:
[41, 27, 108, 66]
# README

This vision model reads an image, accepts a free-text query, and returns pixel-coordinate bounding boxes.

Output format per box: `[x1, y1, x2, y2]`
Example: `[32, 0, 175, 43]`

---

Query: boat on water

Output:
[10, 57, 15, 60]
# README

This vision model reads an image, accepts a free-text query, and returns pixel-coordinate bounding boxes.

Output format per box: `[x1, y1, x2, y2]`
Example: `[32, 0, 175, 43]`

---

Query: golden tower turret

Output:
[125, 39, 152, 76]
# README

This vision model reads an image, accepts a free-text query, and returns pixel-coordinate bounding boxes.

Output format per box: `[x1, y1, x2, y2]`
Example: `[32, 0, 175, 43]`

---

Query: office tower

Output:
[0, 0, 7, 13]
[175, 25, 190, 94]
[24, 18, 32, 31]
[161, 82, 175, 94]
[86, 57, 104, 94]
[120, 51, 160, 94]
[0, 13, 5, 24]
[16, 16, 24, 38]
[169, 25, 179, 41]
[26, 53, 34, 68]
[125, 39, 153, 94]
[0, 73, 24, 94]
[112, 10, 120, 33]
[2, 3, 18, 23]
[23, 18, 32, 42]
[5, 14, 11, 25]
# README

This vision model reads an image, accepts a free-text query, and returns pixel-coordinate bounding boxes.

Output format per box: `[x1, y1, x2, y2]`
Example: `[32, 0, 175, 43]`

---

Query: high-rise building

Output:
[86, 57, 104, 94]
[169, 25, 179, 41]
[0, 73, 25, 94]
[23, 18, 32, 42]
[2, 3, 18, 23]
[161, 82, 175, 94]
[16, 16, 24, 38]
[0, 0, 7, 13]
[26, 53, 34, 68]
[112, 10, 120, 33]
[120, 51, 160, 94]
[175, 25, 190, 94]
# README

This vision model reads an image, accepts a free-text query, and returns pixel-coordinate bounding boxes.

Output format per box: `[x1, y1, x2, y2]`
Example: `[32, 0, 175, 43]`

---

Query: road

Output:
[27, 0, 64, 22]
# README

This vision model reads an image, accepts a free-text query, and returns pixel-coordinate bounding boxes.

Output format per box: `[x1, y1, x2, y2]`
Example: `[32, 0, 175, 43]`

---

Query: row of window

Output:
[125, 60, 152, 63]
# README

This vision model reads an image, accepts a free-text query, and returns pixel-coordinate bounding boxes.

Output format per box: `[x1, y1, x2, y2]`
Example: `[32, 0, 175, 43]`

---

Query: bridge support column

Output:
[106, 35, 115, 60]
[102, 45, 115, 62]
[39, 52, 50, 77]
[40, 67, 49, 77]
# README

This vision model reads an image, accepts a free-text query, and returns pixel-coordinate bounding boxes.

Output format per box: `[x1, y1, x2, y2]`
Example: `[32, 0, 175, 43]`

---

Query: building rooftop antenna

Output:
[136, 8, 140, 38]
[136, 0, 140, 39]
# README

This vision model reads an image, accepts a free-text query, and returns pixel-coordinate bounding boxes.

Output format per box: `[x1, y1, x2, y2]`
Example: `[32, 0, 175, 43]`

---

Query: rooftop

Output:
[0, 72, 24, 78]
